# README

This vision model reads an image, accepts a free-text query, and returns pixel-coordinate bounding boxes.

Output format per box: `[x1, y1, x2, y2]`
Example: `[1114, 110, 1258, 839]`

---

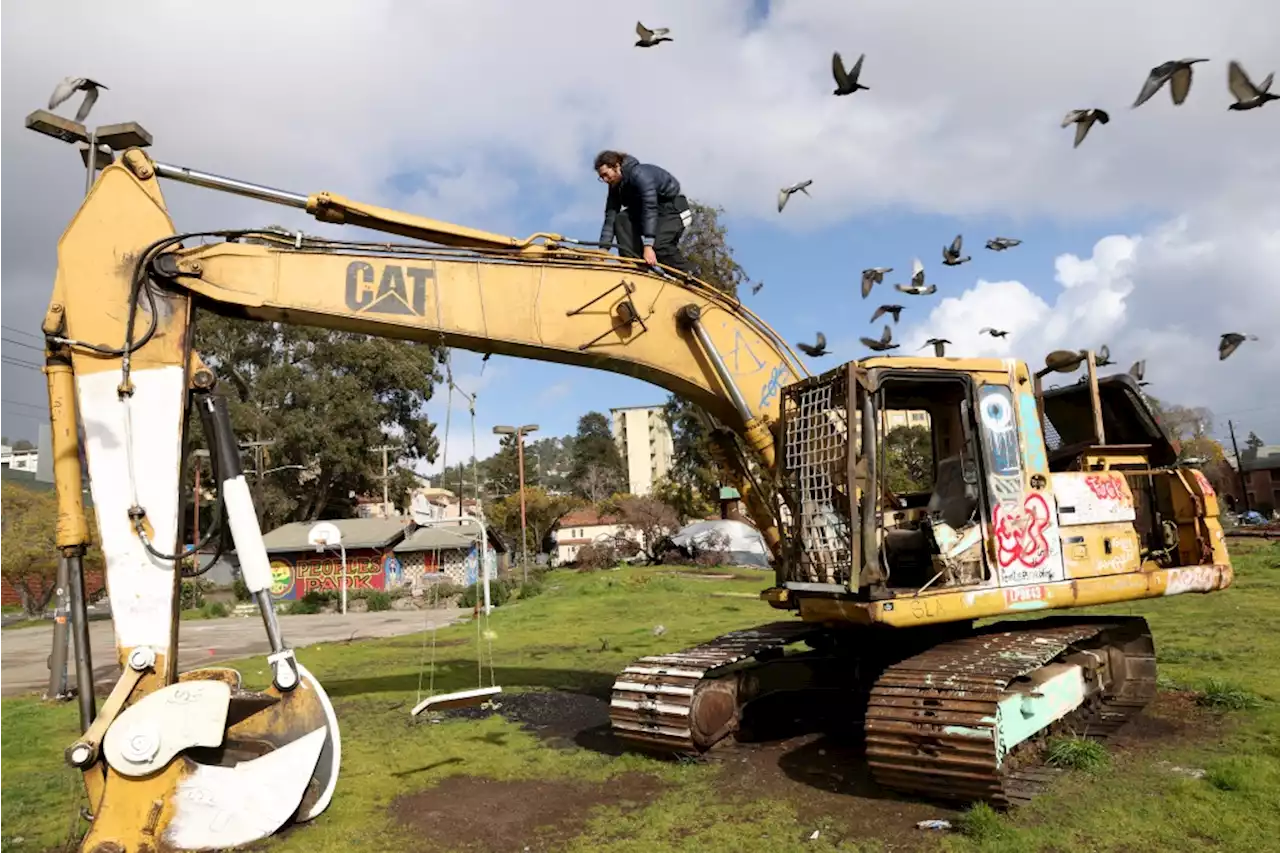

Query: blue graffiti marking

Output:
[758, 363, 790, 412]
[726, 329, 767, 374]
[1017, 391, 1048, 472]
[979, 386, 1021, 477]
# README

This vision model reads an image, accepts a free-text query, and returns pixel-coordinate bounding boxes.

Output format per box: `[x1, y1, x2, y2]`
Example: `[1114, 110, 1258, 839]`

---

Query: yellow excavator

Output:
[30, 117, 1232, 852]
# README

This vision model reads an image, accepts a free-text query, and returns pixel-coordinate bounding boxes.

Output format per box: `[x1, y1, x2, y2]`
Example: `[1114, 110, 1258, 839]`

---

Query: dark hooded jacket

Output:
[599, 155, 683, 245]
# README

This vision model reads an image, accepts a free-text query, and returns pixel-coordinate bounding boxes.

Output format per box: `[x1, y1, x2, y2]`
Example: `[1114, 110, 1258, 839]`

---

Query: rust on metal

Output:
[609, 621, 821, 753]
[864, 616, 1156, 806]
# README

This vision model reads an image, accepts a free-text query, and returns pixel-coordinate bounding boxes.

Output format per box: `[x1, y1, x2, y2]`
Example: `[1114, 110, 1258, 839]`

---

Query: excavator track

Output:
[864, 616, 1157, 806]
[609, 621, 824, 754]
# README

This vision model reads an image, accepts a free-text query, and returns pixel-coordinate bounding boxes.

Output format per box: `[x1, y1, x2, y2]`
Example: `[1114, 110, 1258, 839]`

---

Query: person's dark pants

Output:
[614, 198, 692, 274]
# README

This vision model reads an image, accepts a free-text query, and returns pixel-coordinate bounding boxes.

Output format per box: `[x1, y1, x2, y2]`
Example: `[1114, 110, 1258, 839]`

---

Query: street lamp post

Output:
[493, 423, 539, 582]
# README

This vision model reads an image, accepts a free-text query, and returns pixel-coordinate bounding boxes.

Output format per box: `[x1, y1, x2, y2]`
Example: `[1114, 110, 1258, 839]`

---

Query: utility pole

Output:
[369, 445, 400, 517]
[1228, 420, 1251, 513]
[493, 424, 539, 581]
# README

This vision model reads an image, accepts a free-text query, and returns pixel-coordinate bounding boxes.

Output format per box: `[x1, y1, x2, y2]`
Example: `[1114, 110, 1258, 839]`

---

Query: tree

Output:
[604, 494, 682, 563]
[652, 474, 716, 523]
[679, 200, 756, 297]
[1146, 399, 1224, 463]
[883, 426, 935, 494]
[484, 433, 538, 498]
[661, 396, 722, 515]
[576, 462, 623, 504]
[568, 412, 625, 498]
[484, 487, 582, 557]
[189, 311, 443, 531]
[1246, 432, 1265, 451]
[1, 481, 103, 616]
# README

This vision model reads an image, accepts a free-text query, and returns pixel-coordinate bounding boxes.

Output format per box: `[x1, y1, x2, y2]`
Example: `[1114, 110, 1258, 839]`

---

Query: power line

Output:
[1, 356, 42, 372]
[1, 324, 43, 341]
[1, 338, 44, 352]
[2, 399, 48, 413]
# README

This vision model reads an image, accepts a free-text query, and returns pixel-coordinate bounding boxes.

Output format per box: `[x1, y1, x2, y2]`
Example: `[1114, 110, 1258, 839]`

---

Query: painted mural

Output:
[268, 549, 389, 601]
[978, 384, 1065, 586]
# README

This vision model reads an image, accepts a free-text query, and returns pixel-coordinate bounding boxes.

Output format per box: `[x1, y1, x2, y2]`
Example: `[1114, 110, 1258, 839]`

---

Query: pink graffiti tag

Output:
[1084, 474, 1130, 505]
[993, 494, 1052, 568]
[1191, 470, 1215, 497]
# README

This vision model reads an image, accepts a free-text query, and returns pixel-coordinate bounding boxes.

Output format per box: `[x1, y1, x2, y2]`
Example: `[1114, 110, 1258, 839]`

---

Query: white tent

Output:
[669, 519, 771, 568]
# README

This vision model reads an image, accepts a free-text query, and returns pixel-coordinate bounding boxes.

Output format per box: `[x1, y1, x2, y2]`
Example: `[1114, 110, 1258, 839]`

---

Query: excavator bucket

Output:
[78, 665, 341, 851]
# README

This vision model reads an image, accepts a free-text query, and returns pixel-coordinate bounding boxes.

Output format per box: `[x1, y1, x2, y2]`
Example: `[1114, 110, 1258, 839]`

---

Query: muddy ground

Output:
[390, 688, 1227, 853]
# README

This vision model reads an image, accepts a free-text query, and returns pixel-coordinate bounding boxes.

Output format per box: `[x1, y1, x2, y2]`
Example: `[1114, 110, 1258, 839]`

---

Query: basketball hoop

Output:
[306, 522, 347, 613]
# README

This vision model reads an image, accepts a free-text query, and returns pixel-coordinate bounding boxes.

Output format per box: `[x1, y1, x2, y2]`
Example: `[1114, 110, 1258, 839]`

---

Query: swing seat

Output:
[410, 685, 503, 716]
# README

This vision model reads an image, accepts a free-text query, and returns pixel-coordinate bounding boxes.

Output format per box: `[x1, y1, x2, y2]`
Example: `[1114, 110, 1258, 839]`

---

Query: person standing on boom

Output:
[594, 150, 693, 274]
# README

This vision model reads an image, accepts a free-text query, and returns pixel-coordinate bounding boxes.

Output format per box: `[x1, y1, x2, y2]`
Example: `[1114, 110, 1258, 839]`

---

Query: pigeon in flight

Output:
[979, 327, 1009, 338]
[797, 332, 829, 358]
[860, 325, 899, 353]
[1132, 59, 1210, 108]
[922, 338, 951, 357]
[1219, 332, 1258, 361]
[870, 304, 904, 324]
[48, 77, 108, 123]
[751, 282, 764, 295]
[985, 237, 1022, 251]
[778, 180, 813, 213]
[1227, 60, 1279, 111]
[861, 266, 892, 299]
[1062, 109, 1110, 148]
[895, 259, 936, 296]
[1095, 344, 1113, 367]
[942, 235, 971, 266]
[635, 22, 672, 47]
[1128, 360, 1148, 387]
[832, 52, 870, 96]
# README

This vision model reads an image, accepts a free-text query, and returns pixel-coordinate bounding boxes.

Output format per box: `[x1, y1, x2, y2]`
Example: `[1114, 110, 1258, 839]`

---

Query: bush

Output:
[364, 591, 394, 612]
[458, 578, 512, 609]
[518, 574, 546, 601]
[180, 580, 209, 611]
[574, 542, 620, 571]
[199, 601, 229, 619]
[232, 576, 252, 602]
[287, 590, 328, 615]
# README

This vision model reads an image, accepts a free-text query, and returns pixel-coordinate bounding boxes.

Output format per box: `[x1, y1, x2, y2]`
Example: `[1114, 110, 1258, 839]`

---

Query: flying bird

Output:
[895, 258, 936, 296]
[778, 180, 813, 213]
[860, 325, 899, 353]
[1128, 359, 1148, 387]
[942, 235, 971, 266]
[1219, 332, 1258, 361]
[48, 77, 108, 123]
[1062, 109, 1110, 148]
[1227, 60, 1279, 111]
[1132, 58, 1210, 108]
[635, 21, 672, 48]
[985, 237, 1022, 251]
[1095, 344, 1113, 367]
[832, 52, 870, 96]
[922, 338, 951, 357]
[870, 304, 904, 324]
[861, 266, 892, 299]
[979, 327, 1009, 338]
[797, 332, 829, 358]
[751, 282, 764, 295]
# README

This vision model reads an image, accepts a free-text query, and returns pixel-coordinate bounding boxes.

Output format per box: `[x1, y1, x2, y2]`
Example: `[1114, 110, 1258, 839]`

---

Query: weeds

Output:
[1196, 679, 1263, 711]
[957, 802, 1006, 841]
[1045, 735, 1110, 772]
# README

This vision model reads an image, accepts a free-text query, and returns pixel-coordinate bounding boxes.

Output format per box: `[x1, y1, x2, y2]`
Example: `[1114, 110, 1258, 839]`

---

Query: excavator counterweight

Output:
[31, 139, 1233, 851]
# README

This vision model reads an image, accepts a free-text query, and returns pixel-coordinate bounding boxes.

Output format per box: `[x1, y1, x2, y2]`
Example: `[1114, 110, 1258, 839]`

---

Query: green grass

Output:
[1045, 736, 1110, 772]
[4, 548, 1280, 853]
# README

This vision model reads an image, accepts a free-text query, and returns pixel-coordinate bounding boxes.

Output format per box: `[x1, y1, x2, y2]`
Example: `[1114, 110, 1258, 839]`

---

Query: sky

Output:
[3, 1, 1278, 477]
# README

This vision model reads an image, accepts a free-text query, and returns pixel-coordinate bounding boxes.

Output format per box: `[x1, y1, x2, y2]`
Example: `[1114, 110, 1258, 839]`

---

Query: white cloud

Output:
[892, 191, 1280, 439]
[3, 2, 1278, 441]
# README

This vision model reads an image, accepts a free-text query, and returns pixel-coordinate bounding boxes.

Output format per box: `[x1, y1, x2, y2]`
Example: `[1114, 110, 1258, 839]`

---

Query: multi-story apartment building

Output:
[610, 405, 675, 497]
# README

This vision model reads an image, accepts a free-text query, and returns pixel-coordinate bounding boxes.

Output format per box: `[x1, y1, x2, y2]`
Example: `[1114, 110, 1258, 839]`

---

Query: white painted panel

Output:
[78, 366, 186, 650]
[1052, 472, 1137, 526]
